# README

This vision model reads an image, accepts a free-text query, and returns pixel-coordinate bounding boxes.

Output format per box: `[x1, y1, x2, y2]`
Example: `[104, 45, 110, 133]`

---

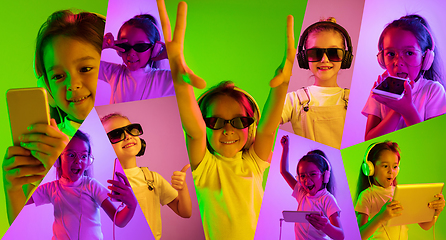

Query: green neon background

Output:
[341, 114, 446, 239]
[0, 1, 108, 237]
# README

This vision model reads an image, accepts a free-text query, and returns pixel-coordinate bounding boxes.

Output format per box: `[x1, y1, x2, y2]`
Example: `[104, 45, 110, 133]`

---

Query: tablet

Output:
[282, 211, 320, 223]
[388, 183, 444, 226]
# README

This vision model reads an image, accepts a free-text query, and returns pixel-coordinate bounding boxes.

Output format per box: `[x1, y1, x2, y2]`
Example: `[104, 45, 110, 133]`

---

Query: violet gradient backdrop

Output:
[341, 0, 446, 148]
[95, 0, 171, 106]
[3, 109, 154, 239]
[255, 129, 360, 240]
[95, 96, 205, 240]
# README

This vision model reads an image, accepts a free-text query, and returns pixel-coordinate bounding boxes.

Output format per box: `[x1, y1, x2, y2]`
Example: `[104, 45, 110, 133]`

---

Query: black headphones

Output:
[136, 138, 146, 157]
[297, 21, 353, 69]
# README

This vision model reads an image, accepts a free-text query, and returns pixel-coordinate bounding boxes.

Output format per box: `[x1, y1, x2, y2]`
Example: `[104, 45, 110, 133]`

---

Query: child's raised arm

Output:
[168, 164, 192, 218]
[157, 0, 207, 170]
[254, 15, 295, 162]
[279, 135, 297, 189]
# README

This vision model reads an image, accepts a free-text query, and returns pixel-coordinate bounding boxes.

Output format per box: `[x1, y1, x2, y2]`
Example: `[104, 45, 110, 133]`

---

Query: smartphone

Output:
[7, 88, 50, 146]
[372, 76, 409, 100]
[111, 158, 126, 202]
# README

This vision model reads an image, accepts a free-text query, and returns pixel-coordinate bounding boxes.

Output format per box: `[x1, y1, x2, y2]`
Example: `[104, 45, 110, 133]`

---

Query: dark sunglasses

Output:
[204, 117, 255, 130]
[305, 48, 345, 62]
[107, 123, 143, 144]
[115, 43, 153, 53]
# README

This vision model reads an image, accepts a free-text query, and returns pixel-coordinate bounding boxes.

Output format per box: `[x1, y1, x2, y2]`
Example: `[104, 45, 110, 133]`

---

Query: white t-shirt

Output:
[123, 167, 178, 240]
[192, 146, 270, 240]
[98, 61, 175, 104]
[57, 116, 80, 139]
[32, 176, 109, 240]
[292, 186, 341, 240]
[362, 77, 446, 130]
[355, 185, 408, 240]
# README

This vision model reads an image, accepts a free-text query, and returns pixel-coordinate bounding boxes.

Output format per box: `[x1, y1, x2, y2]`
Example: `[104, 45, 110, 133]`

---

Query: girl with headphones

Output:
[4, 10, 105, 224]
[280, 135, 344, 240]
[156, 1, 295, 239]
[363, 15, 446, 140]
[355, 141, 444, 239]
[101, 113, 192, 240]
[101, 14, 174, 103]
[282, 17, 353, 149]
[25, 130, 137, 239]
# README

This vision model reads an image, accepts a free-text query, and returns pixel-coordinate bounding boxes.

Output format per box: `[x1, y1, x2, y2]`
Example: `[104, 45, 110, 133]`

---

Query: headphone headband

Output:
[297, 21, 354, 69]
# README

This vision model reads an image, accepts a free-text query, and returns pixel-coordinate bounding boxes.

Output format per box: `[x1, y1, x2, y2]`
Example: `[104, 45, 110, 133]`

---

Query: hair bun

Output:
[320, 17, 337, 24]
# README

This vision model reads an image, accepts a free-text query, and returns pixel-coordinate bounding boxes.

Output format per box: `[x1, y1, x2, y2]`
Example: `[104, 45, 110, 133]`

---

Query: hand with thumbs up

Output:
[167, 163, 192, 218]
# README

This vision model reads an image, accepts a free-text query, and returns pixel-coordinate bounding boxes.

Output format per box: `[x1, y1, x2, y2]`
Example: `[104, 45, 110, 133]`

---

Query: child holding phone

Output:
[282, 18, 353, 149]
[363, 15, 446, 140]
[101, 113, 192, 240]
[101, 14, 174, 103]
[157, 0, 295, 239]
[3, 10, 105, 224]
[280, 135, 344, 240]
[355, 141, 445, 239]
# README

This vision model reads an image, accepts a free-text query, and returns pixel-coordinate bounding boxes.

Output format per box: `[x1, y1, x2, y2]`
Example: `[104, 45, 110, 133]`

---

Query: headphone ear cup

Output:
[362, 160, 374, 177]
[323, 170, 330, 184]
[297, 50, 309, 69]
[244, 122, 256, 150]
[422, 50, 434, 71]
[136, 138, 146, 157]
[341, 51, 353, 69]
[150, 41, 167, 61]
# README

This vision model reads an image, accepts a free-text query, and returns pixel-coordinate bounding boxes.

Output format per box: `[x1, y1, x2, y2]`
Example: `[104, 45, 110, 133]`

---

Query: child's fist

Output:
[281, 135, 289, 147]
[171, 164, 190, 191]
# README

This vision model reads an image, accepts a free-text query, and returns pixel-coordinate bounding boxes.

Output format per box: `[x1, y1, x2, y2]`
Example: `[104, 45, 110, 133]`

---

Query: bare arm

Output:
[105, 173, 138, 227]
[419, 193, 444, 230]
[254, 15, 295, 162]
[279, 135, 297, 190]
[365, 112, 401, 141]
[324, 212, 344, 240]
[168, 164, 192, 218]
[157, 0, 207, 170]
[101, 198, 135, 228]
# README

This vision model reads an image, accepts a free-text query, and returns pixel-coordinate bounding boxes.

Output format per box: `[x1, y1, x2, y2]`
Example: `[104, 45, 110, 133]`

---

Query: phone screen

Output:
[375, 76, 407, 95]
[111, 158, 126, 201]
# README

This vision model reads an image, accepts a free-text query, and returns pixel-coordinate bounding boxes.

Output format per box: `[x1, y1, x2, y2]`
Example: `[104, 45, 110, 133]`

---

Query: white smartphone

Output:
[282, 210, 320, 223]
[111, 158, 126, 202]
[6, 88, 50, 146]
[372, 76, 410, 100]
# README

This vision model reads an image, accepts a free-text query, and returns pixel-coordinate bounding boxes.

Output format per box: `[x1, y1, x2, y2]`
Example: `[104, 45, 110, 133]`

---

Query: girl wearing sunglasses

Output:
[100, 14, 174, 104]
[363, 15, 446, 140]
[282, 18, 353, 149]
[157, 1, 295, 239]
[4, 10, 105, 224]
[101, 113, 192, 240]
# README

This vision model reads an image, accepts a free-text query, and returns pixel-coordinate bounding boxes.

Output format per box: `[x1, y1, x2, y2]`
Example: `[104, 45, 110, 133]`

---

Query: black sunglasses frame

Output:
[203, 117, 255, 130]
[115, 43, 153, 53]
[305, 48, 345, 62]
[107, 123, 143, 144]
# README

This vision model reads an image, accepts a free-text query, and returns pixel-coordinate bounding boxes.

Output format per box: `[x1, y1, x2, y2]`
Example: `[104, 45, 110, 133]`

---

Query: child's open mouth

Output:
[128, 59, 139, 64]
[69, 94, 91, 103]
[397, 73, 408, 79]
[306, 185, 315, 191]
[123, 143, 136, 149]
[317, 66, 333, 70]
[71, 168, 81, 174]
[221, 140, 238, 145]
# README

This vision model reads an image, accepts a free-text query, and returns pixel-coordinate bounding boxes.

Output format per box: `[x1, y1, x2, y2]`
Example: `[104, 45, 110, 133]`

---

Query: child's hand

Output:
[19, 119, 69, 172]
[280, 135, 289, 147]
[102, 32, 127, 52]
[306, 213, 329, 230]
[157, 0, 206, 89]
[3, 146, 46, 192]
[171, 164, 190, 191]
[371, 71, 390, 90]
[428, 193, 445, 216]
[377, 200, 403, 223]
[107, 172, 137, 210]
[270, 15, 296, 88]
[372, 80, 415, 116]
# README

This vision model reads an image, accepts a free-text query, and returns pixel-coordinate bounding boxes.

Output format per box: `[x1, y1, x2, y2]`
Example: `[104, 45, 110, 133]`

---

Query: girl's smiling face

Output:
[382, 28, 423, 81]
[373, 150, 399, 188]
[206, 95, 249, 158]
[103, 117, 141, 165]
[44, 36, 100, 123]
[297, 161, 324, 196]
[119, 25, 153, 71]
[60, 137, 90, 182]
[306, 30, 344, 87]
